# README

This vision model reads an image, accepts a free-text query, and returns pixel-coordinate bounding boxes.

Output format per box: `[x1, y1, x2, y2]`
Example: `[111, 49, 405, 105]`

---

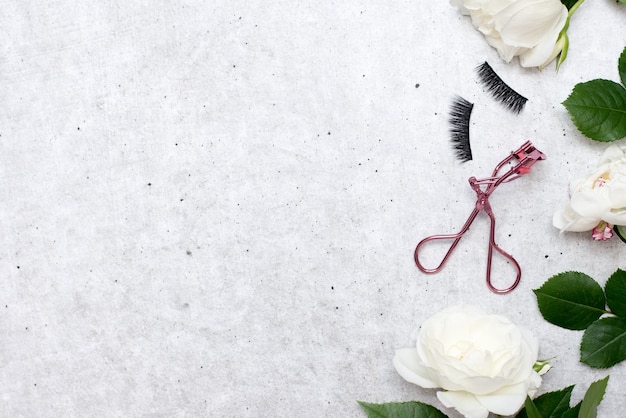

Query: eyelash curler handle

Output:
[483, 200, 521, 294]
[414, 208, 480, 274]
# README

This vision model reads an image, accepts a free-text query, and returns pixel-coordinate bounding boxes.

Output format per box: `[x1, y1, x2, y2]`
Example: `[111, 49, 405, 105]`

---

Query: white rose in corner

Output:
[553, 144, 626, 237]
[393, 306, 542, 418]
[451, 0, 568, 68]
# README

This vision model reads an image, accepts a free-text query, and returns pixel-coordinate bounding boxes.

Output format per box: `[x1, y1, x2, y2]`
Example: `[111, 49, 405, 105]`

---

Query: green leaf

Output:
[562, 79, 626, 142]
[357, 401, 448, 418]
[578, 376, 609, 418]
[560, 402, 581, 418]
[605, 269, 626, 317]
[581, 317, 626, 368]
[516, 386, 574, 418]
[521, 396, 542, 418]
[533, 272, 606, 330]
[560, 0, 579, 9]
[619, 47, 626, 87]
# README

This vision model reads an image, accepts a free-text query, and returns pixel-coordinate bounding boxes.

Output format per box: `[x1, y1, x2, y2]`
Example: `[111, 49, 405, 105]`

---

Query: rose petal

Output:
[485, 36, 521, 62]
[600, 145, 626, 163]
[518, 28, 560, 67]
[437, 390, 489, 418]
[494, 0, 567, 48]
[570, 189, 612, 218]
[553, 204, 600, 232]
[604, 210, 626, 226]
[392, 348, 439, 388]
[445, 374, 511, 395]
[457, 0, 516, 15]
[608, 186, 626, 206]
[475, 380, 530, 415]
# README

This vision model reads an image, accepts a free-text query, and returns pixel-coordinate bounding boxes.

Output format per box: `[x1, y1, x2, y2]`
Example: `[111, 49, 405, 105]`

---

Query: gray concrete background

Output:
[1, 1, 625, 417]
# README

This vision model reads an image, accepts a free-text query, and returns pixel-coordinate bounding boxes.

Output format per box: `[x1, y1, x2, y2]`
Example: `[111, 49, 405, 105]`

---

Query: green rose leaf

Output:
[605, 269, 626, 317]
[520, 397, 542, 418]
[515, 386, 573, 418]
[580, 317, 626, 368]
[562, 79, 626, 142]
[559, 0, 578, 9]
[579, 376, 609, 418]
[357, 401, 448, 418]
[533, 272, 606, 330]
[560, 403, 581, 418]
[617, 46, 626, 86]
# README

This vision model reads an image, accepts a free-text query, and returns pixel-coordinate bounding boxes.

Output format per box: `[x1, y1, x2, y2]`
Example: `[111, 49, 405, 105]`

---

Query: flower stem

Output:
[554, 0, 586, 70]
[563, 0, 586, 33]
[568, 0, 586, 18]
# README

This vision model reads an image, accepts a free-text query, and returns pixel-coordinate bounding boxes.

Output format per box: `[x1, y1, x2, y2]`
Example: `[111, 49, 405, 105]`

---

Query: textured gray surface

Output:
[1, 1, 625, 417]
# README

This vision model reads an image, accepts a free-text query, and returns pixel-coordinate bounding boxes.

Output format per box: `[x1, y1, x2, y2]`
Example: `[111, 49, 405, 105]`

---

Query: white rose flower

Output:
[393, 306, 542, 418]
[553, 144, 626, 238]
[451, 0, 569, 68]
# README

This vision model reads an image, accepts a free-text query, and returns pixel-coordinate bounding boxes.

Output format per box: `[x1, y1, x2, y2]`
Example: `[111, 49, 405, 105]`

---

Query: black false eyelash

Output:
[449, 96, 474, 163]
[476, 62, 527, 114]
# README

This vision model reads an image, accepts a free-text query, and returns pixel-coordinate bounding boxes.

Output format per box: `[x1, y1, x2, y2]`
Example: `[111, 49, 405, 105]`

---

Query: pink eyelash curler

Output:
[414, 141, 546, 294]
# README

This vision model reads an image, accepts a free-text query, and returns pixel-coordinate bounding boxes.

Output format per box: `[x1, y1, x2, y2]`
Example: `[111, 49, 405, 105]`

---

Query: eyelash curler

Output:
[414, 141, 546, 294]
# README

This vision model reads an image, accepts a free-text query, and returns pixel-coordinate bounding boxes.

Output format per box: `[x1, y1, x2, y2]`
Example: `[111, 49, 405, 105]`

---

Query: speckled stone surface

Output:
[1, 2, 625, 417]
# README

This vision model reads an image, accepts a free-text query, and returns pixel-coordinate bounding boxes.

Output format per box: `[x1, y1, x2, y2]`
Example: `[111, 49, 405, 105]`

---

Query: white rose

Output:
[451, 0, 568, 68]
[553, 144, 626, 236]
[393, 306, 541, 418]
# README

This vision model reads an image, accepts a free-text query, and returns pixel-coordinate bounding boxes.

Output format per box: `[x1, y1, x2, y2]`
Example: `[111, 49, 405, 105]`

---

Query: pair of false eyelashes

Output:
[450, 62, 528, 162]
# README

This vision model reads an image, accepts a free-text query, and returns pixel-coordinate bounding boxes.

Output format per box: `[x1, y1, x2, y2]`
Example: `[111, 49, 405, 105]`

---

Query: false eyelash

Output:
[476, 62, 527, 114]
[449, 96, 474, 163]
